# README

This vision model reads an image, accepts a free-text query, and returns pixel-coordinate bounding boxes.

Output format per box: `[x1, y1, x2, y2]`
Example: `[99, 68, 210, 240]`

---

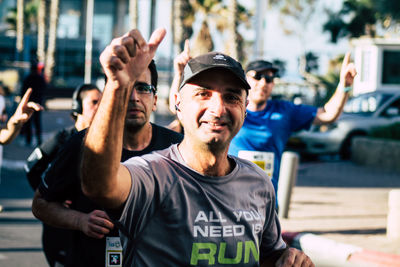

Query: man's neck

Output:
[178, 139, 232, 177]
[247, 100, 267, 112]
[75, 117, 89, 132]
[123, 122, 153, 151]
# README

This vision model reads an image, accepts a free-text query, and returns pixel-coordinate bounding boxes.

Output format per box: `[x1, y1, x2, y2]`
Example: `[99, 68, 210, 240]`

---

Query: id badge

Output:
[238, 150, 274, 178]
[106, 237, 123, 267]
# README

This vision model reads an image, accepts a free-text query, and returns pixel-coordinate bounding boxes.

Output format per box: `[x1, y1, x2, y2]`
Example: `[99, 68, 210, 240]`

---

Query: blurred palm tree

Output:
[188, 0, 251, 60]
[226, 0, 238, 59]
[37, 0, 46, 63]
[7, 0, 59, 82]
[6, 0, 38, 33]
[7, 0, 39, 55]
[189, 0, 221, 57]
[173, 0, 194, 53]
[16, 0, 24, 54]
[191, 20, 214, 56]
[44, 0, 59, 82]
[323, 0, 400, 43]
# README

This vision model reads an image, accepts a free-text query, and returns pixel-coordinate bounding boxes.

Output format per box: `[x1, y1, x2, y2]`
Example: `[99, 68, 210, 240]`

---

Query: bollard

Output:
[387, 189, 400, 239]
[277, 151, 299, 219]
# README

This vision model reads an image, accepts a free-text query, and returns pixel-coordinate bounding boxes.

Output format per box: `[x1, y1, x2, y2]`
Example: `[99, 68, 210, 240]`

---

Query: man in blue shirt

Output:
[229, 54, 357, 194]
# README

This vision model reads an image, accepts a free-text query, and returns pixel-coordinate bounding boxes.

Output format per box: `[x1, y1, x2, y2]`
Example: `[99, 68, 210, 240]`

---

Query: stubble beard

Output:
[125, 118, 147, 132]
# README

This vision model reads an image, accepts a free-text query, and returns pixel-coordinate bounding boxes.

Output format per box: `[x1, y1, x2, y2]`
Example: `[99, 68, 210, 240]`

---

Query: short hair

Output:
[71, 83, 101, 119]
[148, 59, 158, 92]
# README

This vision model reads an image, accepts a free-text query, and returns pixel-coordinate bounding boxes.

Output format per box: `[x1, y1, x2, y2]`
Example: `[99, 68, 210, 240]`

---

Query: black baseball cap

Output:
[179, 52, 250, 91]
[245, 60, 278, 74]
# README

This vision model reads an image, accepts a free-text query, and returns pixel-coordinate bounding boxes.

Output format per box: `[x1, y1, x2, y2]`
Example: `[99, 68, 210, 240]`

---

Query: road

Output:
[1, 108, 399, 266]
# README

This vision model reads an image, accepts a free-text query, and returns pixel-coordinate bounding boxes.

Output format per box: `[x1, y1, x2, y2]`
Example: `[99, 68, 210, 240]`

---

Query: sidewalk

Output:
[281, 159, 400, 266]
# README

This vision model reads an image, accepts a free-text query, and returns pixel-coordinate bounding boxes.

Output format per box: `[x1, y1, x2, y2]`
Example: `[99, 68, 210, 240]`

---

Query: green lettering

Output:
[218, 241, 242, 264]
[244, 240, 259, 263]
[190, 243, 217, 265]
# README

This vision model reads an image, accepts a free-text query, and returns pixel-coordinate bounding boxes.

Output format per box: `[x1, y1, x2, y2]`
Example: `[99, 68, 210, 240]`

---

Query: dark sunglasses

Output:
[252, 73, 275, 83]
[133, 82, 156, 94]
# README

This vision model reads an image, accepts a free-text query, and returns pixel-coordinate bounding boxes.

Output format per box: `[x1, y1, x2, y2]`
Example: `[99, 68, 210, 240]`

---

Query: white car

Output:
[287, 90, 400, 159]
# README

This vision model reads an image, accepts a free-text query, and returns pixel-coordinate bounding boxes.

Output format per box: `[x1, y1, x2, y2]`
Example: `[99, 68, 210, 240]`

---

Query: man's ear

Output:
[152, 95, 157, 112]
[175, 94, 182, 120]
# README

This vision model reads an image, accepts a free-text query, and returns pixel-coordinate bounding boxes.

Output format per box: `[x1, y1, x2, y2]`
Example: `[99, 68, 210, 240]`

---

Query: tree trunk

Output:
[16, 0, 24, 54]
[45, 0, 59, 83]
[192, 20, 213, 57]
[37, 0, 46, 63]
[227, 0, 239, 60]
[129, 0, 138, 29]
[173, 0, 183, 53]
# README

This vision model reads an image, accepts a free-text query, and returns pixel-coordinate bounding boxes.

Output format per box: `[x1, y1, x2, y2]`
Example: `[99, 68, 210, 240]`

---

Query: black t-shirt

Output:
[38, 123, 183, 267]
[25, 125, 77, 190]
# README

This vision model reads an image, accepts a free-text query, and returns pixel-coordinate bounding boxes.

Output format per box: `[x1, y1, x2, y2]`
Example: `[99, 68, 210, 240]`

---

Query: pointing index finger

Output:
[184, 39, 190, 56]
[342, 52, 351, 67]
[148, 28, 166, 51]
[20, 88, 32, 107]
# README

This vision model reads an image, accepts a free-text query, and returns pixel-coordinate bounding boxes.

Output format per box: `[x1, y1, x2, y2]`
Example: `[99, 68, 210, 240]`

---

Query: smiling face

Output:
[177, 68, 248, 151]
[125, 69, 157, 130]
[246, 69, 275, 108]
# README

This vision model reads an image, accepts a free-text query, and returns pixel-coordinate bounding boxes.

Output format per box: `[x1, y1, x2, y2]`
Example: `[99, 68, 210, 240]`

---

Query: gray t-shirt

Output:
[120, 144, 286, 266]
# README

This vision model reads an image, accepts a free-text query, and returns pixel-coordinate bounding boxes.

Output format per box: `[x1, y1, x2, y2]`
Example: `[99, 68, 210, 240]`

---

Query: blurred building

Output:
[352, 38, 400, 95]
[0, 0, 140, 96]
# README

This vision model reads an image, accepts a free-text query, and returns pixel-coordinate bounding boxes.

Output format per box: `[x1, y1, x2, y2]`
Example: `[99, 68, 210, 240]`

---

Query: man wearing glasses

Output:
[229, 57, 357, 196]
[32, 60, 183, 267]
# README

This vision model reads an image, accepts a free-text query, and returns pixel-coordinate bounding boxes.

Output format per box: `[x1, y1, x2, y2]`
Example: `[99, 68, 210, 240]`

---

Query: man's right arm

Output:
[81, 28, 166, 209]
[32, 190, 114, 239]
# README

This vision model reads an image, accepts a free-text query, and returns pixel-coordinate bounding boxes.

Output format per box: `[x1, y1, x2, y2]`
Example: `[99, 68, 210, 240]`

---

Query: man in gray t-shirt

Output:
[120, 144, 284, 265]
[82, 28, 314, 267]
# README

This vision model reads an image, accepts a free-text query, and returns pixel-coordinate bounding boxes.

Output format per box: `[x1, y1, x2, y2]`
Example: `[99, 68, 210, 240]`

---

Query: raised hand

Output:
[79, 209, 114, 239]
[174, 39, 191, 77]
[340, 52, 357, 87]
[9, 88, 43, 125]
[100, 28, 166, 89]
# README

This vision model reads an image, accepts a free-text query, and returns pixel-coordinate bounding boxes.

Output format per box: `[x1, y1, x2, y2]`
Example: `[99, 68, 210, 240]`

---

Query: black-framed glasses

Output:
[133, 82, 156, 94]
[252, 73, 275, 83]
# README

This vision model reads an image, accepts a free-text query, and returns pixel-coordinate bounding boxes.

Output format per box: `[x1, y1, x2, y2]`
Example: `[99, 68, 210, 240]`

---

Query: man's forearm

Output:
[0, 116, 23, 145]
[323, 81, 349, 122]
[81, 81, 131, 205]
[32, 190, 83, 231]
[314, 81, 349, 125]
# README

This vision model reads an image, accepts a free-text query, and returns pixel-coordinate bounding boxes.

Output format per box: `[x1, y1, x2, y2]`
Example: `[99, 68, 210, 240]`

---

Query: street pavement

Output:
[1, 100, 400, 266]
[281, 159, 400, 266]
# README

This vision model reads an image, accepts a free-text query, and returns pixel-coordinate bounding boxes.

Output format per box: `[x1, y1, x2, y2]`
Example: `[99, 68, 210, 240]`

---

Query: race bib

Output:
[238, 151, 274, 178]
[106, 237, 123, 267]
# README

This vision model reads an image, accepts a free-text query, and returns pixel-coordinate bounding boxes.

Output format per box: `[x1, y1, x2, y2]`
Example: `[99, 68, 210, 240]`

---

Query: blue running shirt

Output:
[229, 100, 317, 193]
